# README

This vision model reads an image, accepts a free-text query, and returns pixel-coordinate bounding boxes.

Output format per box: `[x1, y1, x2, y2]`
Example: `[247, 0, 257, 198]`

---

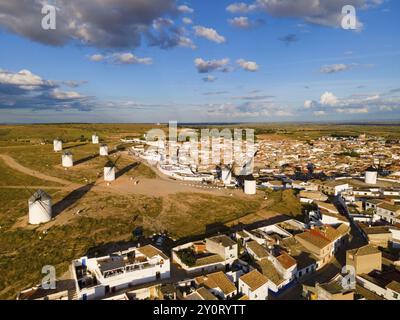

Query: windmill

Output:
[104, 155, 121, 182]
[239, 150, 258, 176]
[25, 187, 53, 225]
[92, 133, 99, 144]
[53, 137, 63, 152]
[62, 151, 74, 168]
[221, 163, 234, 185]
[99, 143, 109, 156]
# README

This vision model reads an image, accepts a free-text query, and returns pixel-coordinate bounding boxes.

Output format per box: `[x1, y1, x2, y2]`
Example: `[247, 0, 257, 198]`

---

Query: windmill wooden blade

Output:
[113, 155, 121, 170]
[23, 185, 36, 198]
[106, 165, 114, 176]
[228, 162, 235, 176]
[36, 198, 50, 213]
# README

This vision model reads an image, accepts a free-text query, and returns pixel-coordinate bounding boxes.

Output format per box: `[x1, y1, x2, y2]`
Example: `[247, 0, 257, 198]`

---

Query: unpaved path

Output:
[0, 154, 79, 188]
[0, 185, 70, 190]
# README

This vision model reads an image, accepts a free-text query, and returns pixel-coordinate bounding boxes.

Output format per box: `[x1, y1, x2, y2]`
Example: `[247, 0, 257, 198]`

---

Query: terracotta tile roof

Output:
[240, 270, 268, 291]
[196, 271, 236, 296]
[295, 230, 332, 249]
[276, 251, 297, 269]
[186, 288, 218, 300]
[246, 241, 268, 259]
[255, 259, 285, 286]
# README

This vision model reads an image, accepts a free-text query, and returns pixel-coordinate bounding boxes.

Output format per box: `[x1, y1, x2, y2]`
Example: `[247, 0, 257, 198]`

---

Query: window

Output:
[394, 293, 398, 299]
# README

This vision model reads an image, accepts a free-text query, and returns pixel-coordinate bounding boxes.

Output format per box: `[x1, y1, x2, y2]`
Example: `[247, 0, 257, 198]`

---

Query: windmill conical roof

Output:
[29, 189, 52, 202]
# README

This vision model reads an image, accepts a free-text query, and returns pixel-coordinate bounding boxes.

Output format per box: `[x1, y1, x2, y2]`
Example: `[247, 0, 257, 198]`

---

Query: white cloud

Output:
[336, 107, 369, 114]
[275, 110, 294, 116]
[89, 54, 104, 62]
[226, 0, 383, 29]
[304, 100, 313, 109]
[302, 89, 400, 117]
[203, 75, 217, 82]
[193, 26, 226, 43]
[50, 89, 83, 100]
[178, 5, 194, 14]
[89, 53, 153, 65]
[226, 2, 257, 13]
[0, 68, 91, 111]
[178, 36, 197, 49]
[0, 69, 51, 90]
[182, 17, 193, 25]
[320, 92, 339, 106]
[194, 58, 230, 73]
[207, 100, 292, 118]
[320, 63, 354, 74]
[229, 17, 251, 28]
[237, 59, 259, 72]
[114, 53, 153, 65]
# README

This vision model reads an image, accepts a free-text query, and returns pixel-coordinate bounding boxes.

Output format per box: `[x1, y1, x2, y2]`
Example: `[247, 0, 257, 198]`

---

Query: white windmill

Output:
[244, 175, 257, 195]
[62, 151, 74, 168]
[92, 133, 99, 144]
[99, 144, 109, 156]
[104, 156, 120, 182]
[27, 189, 53, 225]
[53, 138, 63, 152]
[221, 165, 233, 185]
[365, 166, 378, 185]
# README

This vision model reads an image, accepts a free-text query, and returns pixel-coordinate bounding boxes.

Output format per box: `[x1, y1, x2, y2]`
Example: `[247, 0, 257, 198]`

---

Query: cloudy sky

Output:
[0, 0, 399, 123]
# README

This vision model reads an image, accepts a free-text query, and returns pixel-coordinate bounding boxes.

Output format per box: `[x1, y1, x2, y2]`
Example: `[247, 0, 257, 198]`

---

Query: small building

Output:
[376, 202, 400, 225]
[239, 270, 269, 300]
[357, 270, 400, 300]
[195, 271, 237, 300]
[205, 235, 238, 263]
[318, 181, 349, 196]
[71, 245, 170, 300]
[346, 245, 382, 275]
[295, 229, 334, 268]
[360, 225, 392, 248]
[303, 274, 354, 300]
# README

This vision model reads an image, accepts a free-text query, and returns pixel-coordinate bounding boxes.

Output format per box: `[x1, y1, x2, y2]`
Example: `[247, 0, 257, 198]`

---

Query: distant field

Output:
[186, 122, 400, 141]
[1, 123, 399, 145]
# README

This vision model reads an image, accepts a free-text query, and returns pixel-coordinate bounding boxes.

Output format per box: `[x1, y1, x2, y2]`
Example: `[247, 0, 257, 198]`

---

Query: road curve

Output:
[0, 154, 79, 187]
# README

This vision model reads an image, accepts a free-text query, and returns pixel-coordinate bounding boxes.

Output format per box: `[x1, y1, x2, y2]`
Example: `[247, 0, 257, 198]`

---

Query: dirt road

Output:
[0, 154, 79, 188]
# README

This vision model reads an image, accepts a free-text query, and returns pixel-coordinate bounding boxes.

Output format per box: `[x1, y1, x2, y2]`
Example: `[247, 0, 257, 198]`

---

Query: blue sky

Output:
[0, 0, 399, 123]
